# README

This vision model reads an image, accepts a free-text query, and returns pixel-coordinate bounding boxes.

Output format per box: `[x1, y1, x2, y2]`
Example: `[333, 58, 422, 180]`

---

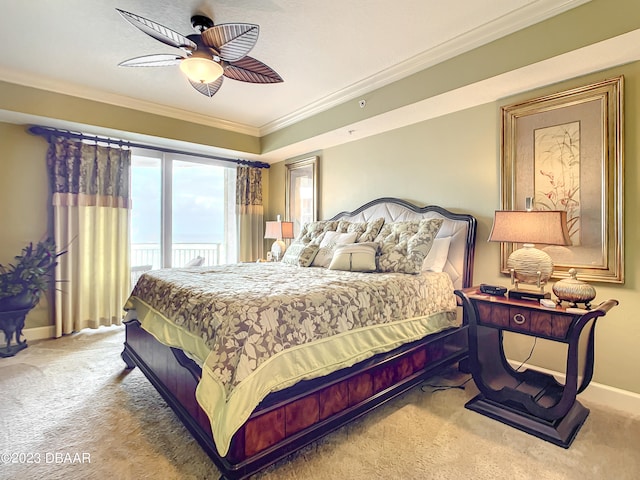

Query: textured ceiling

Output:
[0, 0, 590, 138]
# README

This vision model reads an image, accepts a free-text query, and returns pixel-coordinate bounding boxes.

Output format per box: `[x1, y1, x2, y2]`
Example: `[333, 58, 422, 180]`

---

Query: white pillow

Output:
[184, 256, 204, 267]
[421, 236, 452, 272]
[311, 231, 358, 267]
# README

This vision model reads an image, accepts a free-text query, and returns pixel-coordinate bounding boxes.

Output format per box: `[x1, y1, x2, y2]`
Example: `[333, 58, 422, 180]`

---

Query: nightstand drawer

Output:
[475, 302, 574, 340]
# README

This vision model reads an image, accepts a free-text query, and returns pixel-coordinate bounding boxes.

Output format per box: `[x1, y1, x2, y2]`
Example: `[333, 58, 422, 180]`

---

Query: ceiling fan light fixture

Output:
[180, 57, 223, 84]
[117, 9, 282, 97]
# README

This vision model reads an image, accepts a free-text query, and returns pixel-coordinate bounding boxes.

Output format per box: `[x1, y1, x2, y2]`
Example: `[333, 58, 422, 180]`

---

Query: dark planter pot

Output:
[0, 291, 38, 312]
[0, 291, 38, 357]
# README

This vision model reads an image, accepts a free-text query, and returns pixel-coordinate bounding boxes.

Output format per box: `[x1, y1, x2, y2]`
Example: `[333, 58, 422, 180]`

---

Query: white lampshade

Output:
[179, 57, 224, 84]
[264, 221, 294, 240]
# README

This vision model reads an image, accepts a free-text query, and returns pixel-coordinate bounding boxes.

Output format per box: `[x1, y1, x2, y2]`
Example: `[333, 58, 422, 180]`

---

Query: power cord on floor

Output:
[420, 375, 473, 393]
[421, 337, 538, 393]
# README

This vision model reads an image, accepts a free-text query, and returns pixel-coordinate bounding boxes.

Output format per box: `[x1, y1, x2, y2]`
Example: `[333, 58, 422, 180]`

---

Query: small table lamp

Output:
[264, 216, 294, 261]
[489, 209, 572, 300]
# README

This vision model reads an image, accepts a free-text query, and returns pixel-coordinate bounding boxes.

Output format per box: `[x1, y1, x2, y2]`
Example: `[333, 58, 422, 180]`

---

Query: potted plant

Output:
[0, 238, 64, 356]
[0, 237, 64, 310]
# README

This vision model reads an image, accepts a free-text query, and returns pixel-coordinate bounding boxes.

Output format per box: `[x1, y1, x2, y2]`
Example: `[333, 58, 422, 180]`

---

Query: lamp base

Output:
[508, 244, 553, 285]
[270, 240, 286, 262]
[508, 289, 551, 302]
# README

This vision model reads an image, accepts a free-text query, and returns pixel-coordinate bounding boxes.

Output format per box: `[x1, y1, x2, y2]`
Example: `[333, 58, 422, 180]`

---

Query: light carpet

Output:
[0, 326, 638, 480]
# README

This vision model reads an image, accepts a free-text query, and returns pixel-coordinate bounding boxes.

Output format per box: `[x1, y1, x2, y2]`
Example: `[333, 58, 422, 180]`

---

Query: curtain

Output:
[47, 137, 131, 337]
[236, 166, 264, 262]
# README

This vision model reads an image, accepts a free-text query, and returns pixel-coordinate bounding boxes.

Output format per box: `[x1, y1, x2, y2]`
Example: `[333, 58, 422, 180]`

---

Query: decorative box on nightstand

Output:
[455, 287, 618, 448]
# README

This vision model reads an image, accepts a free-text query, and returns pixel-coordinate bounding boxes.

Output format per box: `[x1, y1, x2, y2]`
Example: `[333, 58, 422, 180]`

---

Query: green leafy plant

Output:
[0, 238, 65, 302]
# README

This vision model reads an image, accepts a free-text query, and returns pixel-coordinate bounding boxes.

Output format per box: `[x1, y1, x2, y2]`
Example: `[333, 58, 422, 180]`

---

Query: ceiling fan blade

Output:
[116, 8, 196, 51]
[188, 76, 224, 97]
[224, 56, 283, 84]
[118, 54, 184, 67]
[201, 23, 259, 62]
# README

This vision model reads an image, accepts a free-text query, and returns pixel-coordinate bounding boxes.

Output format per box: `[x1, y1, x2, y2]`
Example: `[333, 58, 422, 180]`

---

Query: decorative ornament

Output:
[552, 268, 596, 309]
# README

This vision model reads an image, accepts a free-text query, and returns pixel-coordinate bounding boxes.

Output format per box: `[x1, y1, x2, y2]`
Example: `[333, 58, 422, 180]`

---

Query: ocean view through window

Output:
[130, 149, 237, 285]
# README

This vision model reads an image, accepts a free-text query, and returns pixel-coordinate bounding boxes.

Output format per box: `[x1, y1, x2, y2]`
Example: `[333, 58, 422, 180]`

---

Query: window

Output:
[130, 149, 237, 277]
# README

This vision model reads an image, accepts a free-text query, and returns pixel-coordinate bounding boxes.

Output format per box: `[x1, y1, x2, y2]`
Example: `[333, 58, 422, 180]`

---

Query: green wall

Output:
[0, 123, 52, 328]
[268, 63, 640, 395]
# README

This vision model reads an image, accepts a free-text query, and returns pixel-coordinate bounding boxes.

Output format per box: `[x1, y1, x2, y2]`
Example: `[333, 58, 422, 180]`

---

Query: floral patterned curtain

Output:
[236, 166, 264, 262]
[47, 137, 131, 337]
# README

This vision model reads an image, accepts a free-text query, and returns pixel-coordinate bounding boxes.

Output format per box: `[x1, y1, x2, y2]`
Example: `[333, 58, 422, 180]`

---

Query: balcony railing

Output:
[130, 243, 224, 286]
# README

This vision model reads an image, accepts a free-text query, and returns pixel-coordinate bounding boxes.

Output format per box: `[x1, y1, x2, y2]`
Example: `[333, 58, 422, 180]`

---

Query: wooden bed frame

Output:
[121, 197, 477, 480]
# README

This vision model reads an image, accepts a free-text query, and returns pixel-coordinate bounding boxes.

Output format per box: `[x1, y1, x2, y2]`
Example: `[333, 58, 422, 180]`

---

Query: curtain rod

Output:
[27, 125, 270, 169]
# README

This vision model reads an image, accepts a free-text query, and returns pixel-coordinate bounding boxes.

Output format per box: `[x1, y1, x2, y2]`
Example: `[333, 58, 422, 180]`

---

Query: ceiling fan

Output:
[116, 8, 283, 98]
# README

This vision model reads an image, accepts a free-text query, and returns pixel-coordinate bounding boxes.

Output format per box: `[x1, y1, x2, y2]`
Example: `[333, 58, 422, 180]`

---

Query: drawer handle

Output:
[513, 313, 526, 325]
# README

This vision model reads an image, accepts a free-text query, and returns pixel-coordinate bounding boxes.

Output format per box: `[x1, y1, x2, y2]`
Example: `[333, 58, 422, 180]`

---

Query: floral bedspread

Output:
[129, 262, 457, 395]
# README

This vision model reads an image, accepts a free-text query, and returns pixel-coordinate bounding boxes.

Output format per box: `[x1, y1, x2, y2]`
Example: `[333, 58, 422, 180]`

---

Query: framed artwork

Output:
[285, 156, 318, 238]
[500, 76, 624, 283]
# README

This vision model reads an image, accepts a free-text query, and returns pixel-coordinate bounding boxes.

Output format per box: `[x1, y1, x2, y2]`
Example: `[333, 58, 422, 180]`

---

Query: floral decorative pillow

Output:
[328, 242, 379, 272]
[311, 231, 358, 267]
[374, 219, 444, 274]
[297, 220, 338, 244]
[336, 217, 385, 243]
[281, 242, 320, 267]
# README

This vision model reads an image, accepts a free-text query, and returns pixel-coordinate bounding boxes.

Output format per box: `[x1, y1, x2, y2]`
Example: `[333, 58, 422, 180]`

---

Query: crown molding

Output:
[260, 24, 640, 163]
[259, 0, 591, 135]
[0, 68, 260, 137]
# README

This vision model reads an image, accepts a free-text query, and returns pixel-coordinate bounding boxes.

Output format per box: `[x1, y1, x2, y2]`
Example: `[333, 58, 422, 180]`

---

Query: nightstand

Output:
[455, 287, 618, 448]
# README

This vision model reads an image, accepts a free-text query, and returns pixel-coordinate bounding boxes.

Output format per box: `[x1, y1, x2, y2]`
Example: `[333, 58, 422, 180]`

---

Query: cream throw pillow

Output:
[328, 243, 378, 272]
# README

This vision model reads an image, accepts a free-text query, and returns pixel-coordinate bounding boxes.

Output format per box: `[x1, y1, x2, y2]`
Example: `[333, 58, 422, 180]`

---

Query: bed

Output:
[121, 197, 477, 479]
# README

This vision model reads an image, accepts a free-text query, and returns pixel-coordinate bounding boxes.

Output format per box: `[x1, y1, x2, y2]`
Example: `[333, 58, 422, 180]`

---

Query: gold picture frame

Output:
[500, 76, 624, 283]
[285, 156, 318, 238]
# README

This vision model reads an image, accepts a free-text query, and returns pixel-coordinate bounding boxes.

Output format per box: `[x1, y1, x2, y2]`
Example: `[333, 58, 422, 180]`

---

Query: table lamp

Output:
[264, 216, 294, 261]
[488, 208, 571, 300]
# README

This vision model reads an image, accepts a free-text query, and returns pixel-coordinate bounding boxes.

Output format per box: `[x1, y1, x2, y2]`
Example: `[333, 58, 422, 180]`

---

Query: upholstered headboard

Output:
[329, 197, 477, 289]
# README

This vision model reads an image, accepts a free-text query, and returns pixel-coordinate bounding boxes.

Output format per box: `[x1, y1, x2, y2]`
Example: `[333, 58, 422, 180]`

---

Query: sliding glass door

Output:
[130, 152, 161, 271]
[171, 159, 235, 267]
[130, 149, 236, 282]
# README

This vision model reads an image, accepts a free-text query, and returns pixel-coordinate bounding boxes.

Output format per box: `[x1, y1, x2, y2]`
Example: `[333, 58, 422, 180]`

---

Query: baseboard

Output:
[23, 325, 56, 342]
[508, 360, 640, 418]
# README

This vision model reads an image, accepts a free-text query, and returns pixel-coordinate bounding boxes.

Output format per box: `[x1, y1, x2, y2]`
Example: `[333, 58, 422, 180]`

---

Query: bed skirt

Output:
[122, 318, 468, 479]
